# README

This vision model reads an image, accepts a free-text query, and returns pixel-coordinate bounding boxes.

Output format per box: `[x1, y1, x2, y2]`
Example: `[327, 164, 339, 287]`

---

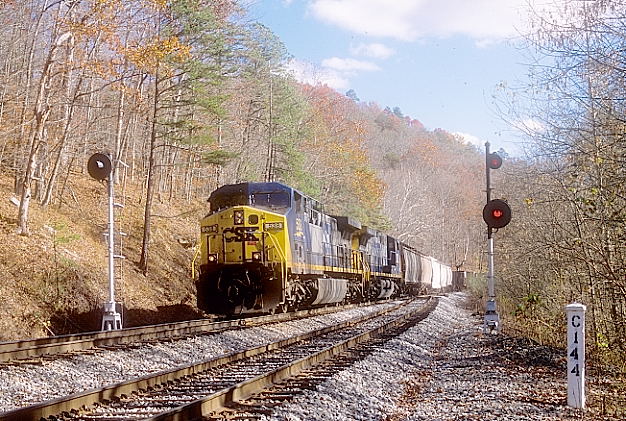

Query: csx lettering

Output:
[223, 227, 258, 242]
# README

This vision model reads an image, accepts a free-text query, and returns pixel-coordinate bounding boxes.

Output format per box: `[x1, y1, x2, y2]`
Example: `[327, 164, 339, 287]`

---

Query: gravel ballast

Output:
[0, 302, 399, 412]
[2, 294, 619, 420]
[255, 293, 617, 421]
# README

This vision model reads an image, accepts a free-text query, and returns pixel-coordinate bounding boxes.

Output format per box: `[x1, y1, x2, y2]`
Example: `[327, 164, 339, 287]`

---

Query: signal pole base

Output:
[101, 301, 122, 331]
[483, 299, 500, 334]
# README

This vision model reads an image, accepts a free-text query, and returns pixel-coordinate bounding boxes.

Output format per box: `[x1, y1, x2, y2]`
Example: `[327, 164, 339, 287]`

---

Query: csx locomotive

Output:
[195, 182, 452, 315]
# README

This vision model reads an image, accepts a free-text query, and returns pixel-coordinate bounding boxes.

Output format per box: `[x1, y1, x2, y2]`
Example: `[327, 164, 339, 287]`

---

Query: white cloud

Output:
[309, 0, 421, 41]
[287, 56, 381, 90]
[454, 132, 484, 148]
[321, 57, 381, 72]
[286, 59, 349, 90]
[517, 118, 545, 134]
[350, 43, 395, 59]
[308, 0, 545, 43]
[285, 57, 380, 91]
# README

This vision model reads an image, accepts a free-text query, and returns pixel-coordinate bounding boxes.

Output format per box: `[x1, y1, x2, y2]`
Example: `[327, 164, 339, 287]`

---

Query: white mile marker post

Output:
[566, 303, 586, 409]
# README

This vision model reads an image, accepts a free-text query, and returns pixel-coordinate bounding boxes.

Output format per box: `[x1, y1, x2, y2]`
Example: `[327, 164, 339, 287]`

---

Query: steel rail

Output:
[0, 298, 422, 421]
[0, 301, 379, 363]
[149, 296, 438, 421]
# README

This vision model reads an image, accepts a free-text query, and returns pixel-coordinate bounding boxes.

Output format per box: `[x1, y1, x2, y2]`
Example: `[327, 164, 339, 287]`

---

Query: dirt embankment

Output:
[0, 173, 205, 340]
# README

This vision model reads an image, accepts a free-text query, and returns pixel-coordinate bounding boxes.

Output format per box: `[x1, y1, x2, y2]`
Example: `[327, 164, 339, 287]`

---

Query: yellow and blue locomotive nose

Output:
[221, 207, 262, 263]
[200, 206, 263, 264]
[196, 205, 290, 314]
[199, 206, 289, 266]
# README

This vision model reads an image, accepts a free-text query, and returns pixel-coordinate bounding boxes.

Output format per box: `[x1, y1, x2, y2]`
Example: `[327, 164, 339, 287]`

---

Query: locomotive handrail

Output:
[353, 250, 370, 283]
[264, 231, 287, 284]
[191, 240, 201, 279]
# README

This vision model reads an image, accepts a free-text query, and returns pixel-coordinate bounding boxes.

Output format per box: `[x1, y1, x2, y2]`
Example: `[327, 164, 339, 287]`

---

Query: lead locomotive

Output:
[195, 182, 452, 315]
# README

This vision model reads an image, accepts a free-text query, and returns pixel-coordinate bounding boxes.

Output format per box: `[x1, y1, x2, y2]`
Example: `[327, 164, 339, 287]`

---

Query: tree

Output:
[345, 89, 359, 102]
[17, 3, 76, 235]
[128, 0, 235, 274]
[495, 0, 626, 363]
[300, 84, 386, 227]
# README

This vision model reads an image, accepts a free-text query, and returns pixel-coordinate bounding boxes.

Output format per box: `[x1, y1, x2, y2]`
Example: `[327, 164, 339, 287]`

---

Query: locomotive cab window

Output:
[250, 191, 291, 212]
[295, 192, 304, 212]
[305, 198, 323, 226]
[309, 209, 321, 226]
[209, 192, 248, 213]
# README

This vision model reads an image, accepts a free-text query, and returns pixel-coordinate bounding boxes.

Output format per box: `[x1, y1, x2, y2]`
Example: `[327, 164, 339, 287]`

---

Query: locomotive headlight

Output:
[207, 254, 218, 263]
[252, 251, 262, 261]
[233, 210, 244, 225]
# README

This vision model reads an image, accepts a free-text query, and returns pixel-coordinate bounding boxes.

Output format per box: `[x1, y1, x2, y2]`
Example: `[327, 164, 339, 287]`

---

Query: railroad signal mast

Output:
[88, 153, 124, 331]
[483, 142, 511, 334]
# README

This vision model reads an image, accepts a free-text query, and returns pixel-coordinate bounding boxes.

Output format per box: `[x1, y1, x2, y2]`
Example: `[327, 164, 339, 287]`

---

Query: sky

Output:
[246, 0, 558, 156]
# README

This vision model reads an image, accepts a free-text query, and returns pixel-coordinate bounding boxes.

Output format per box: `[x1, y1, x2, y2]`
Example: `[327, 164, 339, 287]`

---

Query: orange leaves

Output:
[352, 168, 384, 207]
[300, 83, 386, 218]
[124, 37, 191, 73]
[81, 59, 120, 80]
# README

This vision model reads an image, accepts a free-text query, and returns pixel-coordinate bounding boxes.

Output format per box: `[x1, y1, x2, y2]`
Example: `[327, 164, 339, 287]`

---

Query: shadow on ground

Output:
[49, 304, 206, 334]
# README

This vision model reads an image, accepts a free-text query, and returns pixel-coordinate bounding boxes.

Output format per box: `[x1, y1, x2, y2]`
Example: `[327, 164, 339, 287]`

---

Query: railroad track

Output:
[0, 297, 437, 421]
[0, 302, 379, 364]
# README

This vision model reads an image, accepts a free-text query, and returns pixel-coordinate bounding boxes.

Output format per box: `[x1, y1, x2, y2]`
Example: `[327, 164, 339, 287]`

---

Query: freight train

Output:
[195, 182, 453, 315]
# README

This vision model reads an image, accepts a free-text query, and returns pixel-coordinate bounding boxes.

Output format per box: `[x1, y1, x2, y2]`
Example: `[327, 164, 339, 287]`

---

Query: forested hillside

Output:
[493, 1, 626, 368]
[0, 0, 484, 340]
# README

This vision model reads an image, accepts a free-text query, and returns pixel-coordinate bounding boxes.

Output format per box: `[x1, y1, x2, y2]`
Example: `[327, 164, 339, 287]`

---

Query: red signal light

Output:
[483, 199, 511, 229]
[487, 153, 502, 169]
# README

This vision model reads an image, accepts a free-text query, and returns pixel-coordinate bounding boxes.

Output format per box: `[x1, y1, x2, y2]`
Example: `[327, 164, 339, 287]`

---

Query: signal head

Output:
[87, 153, 112, 180]
[487, 153, 502, 169]
[483, 199, 512, 229]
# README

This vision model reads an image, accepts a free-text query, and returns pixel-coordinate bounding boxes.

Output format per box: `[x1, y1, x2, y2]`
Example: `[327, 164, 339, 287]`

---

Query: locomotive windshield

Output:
[250, 191, 291, 211]
[209, 191, 247, 212]
[208, 182, 293, 213]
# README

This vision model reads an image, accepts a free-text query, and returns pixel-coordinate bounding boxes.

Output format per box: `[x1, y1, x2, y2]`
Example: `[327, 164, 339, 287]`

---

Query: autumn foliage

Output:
[0, 0, 485, 337]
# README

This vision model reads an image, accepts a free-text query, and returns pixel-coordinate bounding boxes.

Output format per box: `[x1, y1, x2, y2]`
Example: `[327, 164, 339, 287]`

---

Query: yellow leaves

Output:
[81, 59, 120, 80]
[64, 18, 119, 45]
[142, 0, 169, 8]
[525, 197, 534, 207]
[352, 169, 385, 207]
[92, 0, 123, 14]
[60, 0, 123, 42]
[302, 84, 385, 213]
[124, 37, 192, 73]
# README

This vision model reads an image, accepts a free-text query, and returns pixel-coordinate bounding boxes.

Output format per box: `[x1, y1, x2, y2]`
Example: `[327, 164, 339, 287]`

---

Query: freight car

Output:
[194, 182, 452, 315]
